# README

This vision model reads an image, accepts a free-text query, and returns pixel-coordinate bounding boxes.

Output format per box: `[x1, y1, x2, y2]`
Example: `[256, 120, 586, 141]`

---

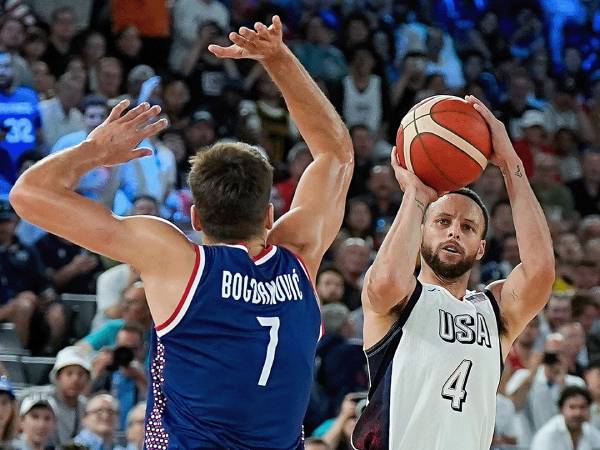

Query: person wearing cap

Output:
[0, 376, 17, 445]
[11, 394, 57, 450]
[542, 81, 594, 144]
[73, 393, 123, 450]
[513, 109, 555, 178]
[183, 108, 217, 156]
[25, 346, 91, 446]
[0, 198, 61, 355]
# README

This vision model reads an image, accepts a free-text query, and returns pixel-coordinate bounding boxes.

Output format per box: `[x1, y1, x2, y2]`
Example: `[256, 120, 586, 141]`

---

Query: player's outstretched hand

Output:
[465, 95, 517, 167]
[391, 146, 438, 204]
[208, 15, 284, 61]
[86, 100, 168, 167]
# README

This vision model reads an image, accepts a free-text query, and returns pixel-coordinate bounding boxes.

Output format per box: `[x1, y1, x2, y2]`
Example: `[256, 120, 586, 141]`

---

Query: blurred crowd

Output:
[0, 0, 600, 449]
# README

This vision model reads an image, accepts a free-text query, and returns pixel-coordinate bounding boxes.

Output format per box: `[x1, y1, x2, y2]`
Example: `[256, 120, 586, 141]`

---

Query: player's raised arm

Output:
[8, 101, 190, 272]
[209, 16, 354, 278]
[467, 95, 555, 346]
[361, 150, 437, 345]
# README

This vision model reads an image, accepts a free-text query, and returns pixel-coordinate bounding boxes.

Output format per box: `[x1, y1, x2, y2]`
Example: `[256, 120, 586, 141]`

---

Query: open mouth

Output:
[441, 243, 462, 255]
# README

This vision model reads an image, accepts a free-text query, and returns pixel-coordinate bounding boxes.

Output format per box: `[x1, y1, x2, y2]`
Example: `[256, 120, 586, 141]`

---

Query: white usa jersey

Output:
[352, 281, 503, 450]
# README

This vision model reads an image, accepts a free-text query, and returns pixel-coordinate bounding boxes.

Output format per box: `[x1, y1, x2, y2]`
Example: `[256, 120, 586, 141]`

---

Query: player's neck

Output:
[418, 265, 470, 300]
[203, 235, 268, 258]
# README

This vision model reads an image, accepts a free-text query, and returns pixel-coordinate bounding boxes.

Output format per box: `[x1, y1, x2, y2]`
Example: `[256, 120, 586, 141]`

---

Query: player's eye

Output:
[462, 224, 474, 232]
[436, 218, 449, 225]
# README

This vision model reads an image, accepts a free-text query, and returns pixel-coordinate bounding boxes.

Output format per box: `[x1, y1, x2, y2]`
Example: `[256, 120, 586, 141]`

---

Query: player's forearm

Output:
[262, 47, 352, 162]
[366, 187, 427, 312]
[501, 156, 555, 283]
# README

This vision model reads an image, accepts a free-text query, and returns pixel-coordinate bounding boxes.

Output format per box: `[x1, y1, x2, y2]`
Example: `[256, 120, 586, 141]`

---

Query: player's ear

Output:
[190, 205, 203, 232]
[264, 203, 274, 230]
[476, 239, 486, 261]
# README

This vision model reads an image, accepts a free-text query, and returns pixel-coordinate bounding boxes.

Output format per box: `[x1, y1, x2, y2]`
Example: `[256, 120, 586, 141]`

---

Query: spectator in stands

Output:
[90, 323, 147, 430]
[388, 47, 427, 142]
[78, 282, 151, 353]
[493, 392, 518, 448]
[338, 45, 388, 136]
[51, 96, 117, 208]
[93, 262, 138, 330]
[0, 199, 62, 354]
[342, 198, 373, 240]
[512, 109, 553, 178]
[42, 6, 76, 77]
[585, 360, 600, 429]
[73, 393, 121, 450]
[482, 199, 514, 264]
[567, 151, 600, 217]
[585, 239, 600, 266]
[0, 51, 41, 179]
[161, 80, 190, 132]
[317, 304, 368, 418]
[0, 376, 17, 445]
[183, 109, 217, 156]
[29, 60, 53, 102]
[313, 393, 361, 450]
[530, 386, 600, 450]
[292, 15, 347, 83]
[12, 395, 57, 450]
[274, 142, 312, 214]
[480, 234, 519, 284]
[114, 26, 143, 78]
[531, 153, 575, 219]
[471, 165, 506, 212]
[587, 77, 600, 147]
[305, 437, 331, 450]
[44, 346, 91, 445]
[553, 128, 583, 183]
[496, 71, 537, 139]
[363, 165, 399, 228]
[334, 238, 371, 310]
[507, 333, 586, 446]
[0, 16, 33, 87]
[22, 28, 47, 74]
[541, 295, 573, 341]
[39, 72, 84, 150]
[558, 322, 586, 377]
[340, 13, 371, 59]
[93, 57, 123, 100]
[347, 124, 376, 198]
[81, 32, 106, 79]
[506, 316, 540, 372]
[424, 26, 464, 90]
[542, 83, 594, 144]
[124, 402, 145, 450]
[169, 0, 229, 74]
[35, 232, 102, 295]
[579, 215, 600, 244]
[316, 266, 345, 306]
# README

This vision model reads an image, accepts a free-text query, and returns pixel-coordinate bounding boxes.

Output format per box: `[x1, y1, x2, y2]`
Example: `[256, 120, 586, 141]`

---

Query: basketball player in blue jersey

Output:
[352, 96, 555, 450]
[9, 16, 354, 449]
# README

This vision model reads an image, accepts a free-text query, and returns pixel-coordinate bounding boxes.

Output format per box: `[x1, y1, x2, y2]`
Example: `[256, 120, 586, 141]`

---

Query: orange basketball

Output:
[395, 95, 492, 192]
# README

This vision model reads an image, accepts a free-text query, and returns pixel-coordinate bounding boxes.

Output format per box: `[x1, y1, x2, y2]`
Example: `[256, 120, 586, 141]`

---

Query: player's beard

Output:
[421, 242, 477, 280]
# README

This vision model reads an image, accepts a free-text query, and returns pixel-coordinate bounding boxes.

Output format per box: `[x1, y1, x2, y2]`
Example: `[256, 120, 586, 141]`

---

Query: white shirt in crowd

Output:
[506, 366, 586, 446]
[531, 415, 600, 450]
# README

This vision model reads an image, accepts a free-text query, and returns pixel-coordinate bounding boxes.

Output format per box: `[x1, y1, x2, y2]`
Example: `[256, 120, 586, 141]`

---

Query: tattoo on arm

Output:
[513, 165, 523, 178]
[415, 199, 426, 215]
[511, 289, 518, 302]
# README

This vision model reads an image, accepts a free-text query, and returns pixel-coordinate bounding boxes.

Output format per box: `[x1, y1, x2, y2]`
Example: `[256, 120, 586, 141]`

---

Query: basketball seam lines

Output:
[413, 114, 459, 189]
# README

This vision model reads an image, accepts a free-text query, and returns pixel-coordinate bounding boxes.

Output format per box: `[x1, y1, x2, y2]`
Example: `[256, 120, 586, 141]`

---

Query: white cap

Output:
[20, 394, 57, 417]
[520, 110, 546, 130]
[49, 346, 92, 383]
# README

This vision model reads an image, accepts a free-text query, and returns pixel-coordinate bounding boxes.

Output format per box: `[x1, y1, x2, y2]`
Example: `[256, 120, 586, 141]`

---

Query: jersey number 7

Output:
[441, 359, 473, 412]
[256, 317, 280, 386]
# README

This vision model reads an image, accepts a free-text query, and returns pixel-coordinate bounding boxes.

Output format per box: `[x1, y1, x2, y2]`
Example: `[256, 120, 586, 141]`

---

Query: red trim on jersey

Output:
[252, 244, 274, 262]
[155, 245, 201, 331]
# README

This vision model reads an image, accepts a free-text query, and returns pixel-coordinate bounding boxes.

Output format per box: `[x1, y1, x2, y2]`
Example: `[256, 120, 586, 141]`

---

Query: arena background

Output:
[0, 0, 599, 449]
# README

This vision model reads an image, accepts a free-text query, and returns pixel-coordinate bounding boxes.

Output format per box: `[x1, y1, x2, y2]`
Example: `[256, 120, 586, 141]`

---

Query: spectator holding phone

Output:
[312, 392, 367, 450]
[506, 333, 586, 446]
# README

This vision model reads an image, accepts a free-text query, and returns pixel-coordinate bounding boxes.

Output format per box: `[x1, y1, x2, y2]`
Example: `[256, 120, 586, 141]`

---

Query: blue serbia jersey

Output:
[144, 244, 321, 450]
[0, 87, 40, 163]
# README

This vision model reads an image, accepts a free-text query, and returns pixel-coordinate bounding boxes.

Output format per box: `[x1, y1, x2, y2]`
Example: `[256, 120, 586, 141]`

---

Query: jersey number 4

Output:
[256, 317, 280, 386]
[441, 359, 473, 411]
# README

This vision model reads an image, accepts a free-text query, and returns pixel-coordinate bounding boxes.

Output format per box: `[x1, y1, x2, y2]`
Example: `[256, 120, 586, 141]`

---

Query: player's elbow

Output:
[527, 259, 555, 291]
[8, 181, 30, 218]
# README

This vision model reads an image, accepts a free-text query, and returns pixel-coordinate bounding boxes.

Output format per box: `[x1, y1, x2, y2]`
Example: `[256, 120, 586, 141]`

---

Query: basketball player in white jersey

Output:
[351, 95, 555, 450]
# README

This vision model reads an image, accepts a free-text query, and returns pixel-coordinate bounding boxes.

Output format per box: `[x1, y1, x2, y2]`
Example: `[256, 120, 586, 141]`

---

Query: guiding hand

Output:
[208, 16, 285, 61]
[390, 146, 438, 204]
[86, 100, 168, 167]
[465, 95, 518, 168]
